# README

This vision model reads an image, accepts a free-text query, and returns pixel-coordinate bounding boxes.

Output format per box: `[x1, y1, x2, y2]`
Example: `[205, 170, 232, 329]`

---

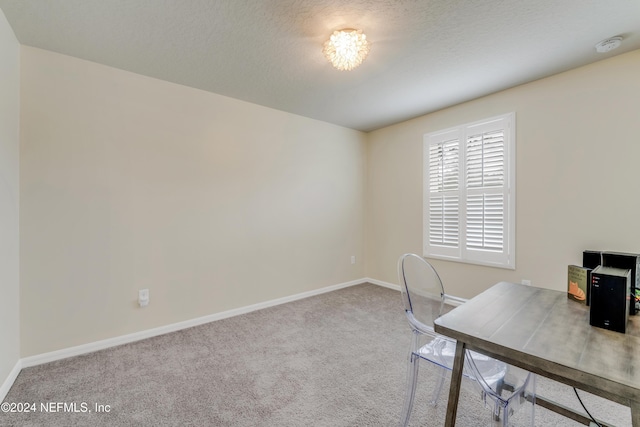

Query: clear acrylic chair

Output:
[398, 253, 535, 426]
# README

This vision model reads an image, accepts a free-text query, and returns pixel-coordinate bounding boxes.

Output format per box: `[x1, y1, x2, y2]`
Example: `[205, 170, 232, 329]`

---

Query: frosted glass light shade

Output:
[322, 29, 370, 71]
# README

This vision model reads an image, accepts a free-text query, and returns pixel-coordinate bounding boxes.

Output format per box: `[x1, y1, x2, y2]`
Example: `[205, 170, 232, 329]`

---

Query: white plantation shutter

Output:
[424, 130, 462, 259]
[429, 195, 459, 247]
[466, 193, 503, 250]
[427, 138, 459, 248]
[424, 113, 515, 269]
[465, 129, 505, 252]
[466, 130, 504, 188]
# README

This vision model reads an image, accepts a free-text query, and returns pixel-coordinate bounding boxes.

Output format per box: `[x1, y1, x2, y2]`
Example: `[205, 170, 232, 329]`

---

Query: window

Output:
[423, 113, 515, 269]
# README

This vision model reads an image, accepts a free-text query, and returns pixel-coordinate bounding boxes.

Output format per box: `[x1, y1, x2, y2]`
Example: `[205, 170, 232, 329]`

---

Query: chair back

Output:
[398, 253, 446, 334]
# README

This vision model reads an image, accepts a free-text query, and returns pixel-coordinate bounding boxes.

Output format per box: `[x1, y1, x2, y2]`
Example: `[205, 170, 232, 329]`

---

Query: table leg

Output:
[631, 400, 640, 427]
[444, 340, 466, 427]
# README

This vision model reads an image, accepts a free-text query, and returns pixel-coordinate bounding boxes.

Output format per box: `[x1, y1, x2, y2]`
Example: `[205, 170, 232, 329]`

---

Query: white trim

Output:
[0, 359, 22, 402]
[444, 294, 468, 307]
[1, 278, 396, 396]
[365, 277, 467, 306]
[365, 277, 400, 291]
[20, 278, 370, 368]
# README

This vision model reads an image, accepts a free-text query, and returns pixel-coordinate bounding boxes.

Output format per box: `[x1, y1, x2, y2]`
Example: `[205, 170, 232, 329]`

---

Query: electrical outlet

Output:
[521, 280, 531, 286]
[351, 255, 356, 264]
[138, 289, 149, 307]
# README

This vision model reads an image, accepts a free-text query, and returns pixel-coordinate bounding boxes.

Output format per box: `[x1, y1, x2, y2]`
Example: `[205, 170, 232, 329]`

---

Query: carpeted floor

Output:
[0, 283, 632, 426]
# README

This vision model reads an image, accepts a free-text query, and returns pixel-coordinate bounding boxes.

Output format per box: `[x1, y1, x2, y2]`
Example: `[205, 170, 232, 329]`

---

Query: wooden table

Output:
[433, 281, 640, 427]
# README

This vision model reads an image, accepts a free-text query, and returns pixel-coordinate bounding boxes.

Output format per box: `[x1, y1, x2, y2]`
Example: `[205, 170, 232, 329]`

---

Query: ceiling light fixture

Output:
[322, 29, 370, 71]
[595, 36, 622, 53]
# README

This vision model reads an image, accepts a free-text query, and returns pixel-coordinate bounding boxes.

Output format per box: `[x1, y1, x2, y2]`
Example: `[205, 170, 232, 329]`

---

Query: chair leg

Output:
[499, 403, 508, 427]
[400, 352, 420, 427]
[430, 367, 446, 405]
[497, 373, 536, 427]
[527, 374, 536, 427]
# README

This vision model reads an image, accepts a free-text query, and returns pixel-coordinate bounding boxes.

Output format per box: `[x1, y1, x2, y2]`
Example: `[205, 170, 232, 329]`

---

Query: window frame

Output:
[423, 112, 516, 270]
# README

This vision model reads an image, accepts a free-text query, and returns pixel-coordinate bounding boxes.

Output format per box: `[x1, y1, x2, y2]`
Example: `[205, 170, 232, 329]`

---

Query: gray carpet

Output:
[0, 283, 632, 426]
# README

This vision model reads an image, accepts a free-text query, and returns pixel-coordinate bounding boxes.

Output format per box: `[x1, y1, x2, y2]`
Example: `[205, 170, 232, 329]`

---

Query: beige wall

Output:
[14, 40, 640, 358]
[20, 47, 366, 357]
[366, 49, 640, 299]
[0, 9, 20, 386]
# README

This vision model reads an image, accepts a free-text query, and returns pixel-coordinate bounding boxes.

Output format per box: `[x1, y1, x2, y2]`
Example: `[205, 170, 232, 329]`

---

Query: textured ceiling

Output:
[1, 0, 639, 132]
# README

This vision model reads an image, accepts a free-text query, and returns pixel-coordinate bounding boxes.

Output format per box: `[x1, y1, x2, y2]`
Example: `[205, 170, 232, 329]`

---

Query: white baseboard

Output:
[365, 277, 467, 306]
[365, 277, 400, 291]
[0, 359, 22, 402]
[21, 278, 372, 369]
[2, 278, 392, 398]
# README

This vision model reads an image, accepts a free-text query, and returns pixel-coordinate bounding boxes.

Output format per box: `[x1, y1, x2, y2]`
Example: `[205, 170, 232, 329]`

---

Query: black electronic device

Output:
[583, 250, 639, 315]
[602, 252, 640, 315]
[589, 266, 630, 333]
[582, 250, 602, 270]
